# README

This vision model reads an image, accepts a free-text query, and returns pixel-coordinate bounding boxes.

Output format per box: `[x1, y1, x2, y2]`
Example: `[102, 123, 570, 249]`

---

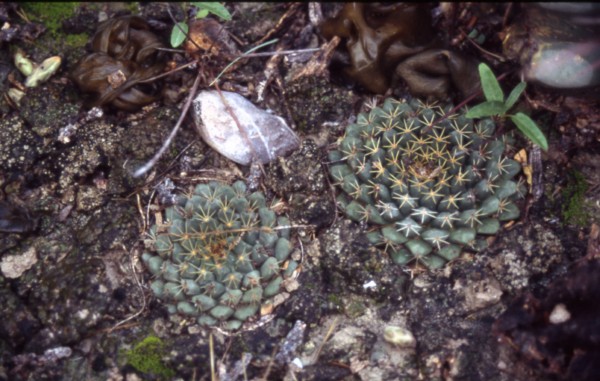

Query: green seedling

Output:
[170, 2, 232, 48]
[466, 63, 548, 151]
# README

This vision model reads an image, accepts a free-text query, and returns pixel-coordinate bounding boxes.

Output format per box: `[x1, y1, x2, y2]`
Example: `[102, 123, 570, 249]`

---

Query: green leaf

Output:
[192, 2, 232, 20]
[196, 8, 209, 18]
[510, 112, 548, 151]
[478, 63, 504, 102]
[465, 101, 506, 119]
[504, 82, 526, 111]
[170, 22, 189, 48]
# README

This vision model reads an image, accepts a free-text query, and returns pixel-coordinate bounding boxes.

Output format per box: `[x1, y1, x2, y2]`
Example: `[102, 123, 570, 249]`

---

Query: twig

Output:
[145, 188, 158, 233]
[258, 345, 281, 381]
[209, 39, 279, 87]
[133, 72, 202, 177]
[310, 317, 339, 364]
[107, 244, 147, 332]
[14, 6, 31, 23]
[210, 333, 217, 381]
[155, 47, 187, 53]
[253, 3, 302, 47]
[322, 160, 340, 225]
[136, 192, 147, 233]
[461, 30, 506, 62]
[242, 47, 320, 58]
[138, 59, 199, 84]
[179, 224, 315, 239]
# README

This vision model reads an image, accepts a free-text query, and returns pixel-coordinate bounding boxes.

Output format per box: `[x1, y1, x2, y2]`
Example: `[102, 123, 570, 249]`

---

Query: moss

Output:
[124, 335, 175, 379]
[561, 170, 590, 227]
[21, 2, 80, 36]
[124, 2, 141, 14]
[327, 293, 344, 309]
[64, 33, 89, 49]
[345, 299, 367, 318]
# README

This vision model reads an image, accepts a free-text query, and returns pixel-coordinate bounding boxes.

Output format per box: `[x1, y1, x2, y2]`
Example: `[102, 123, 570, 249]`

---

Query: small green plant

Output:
[125, 335, 175, 379]
[170, 2, 232, 48]
[466, 63, 548, 151]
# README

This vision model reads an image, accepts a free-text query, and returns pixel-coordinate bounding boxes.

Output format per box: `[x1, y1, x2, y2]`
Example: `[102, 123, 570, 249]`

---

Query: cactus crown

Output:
[328, 98, 526, 269]
[142, 180, 298, 331]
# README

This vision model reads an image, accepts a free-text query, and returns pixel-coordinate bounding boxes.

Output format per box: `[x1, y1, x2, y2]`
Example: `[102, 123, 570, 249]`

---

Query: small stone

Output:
[362, 280, 377, 290]
[549, 303, 571, 324]
[463, 278, 503, 312]
[383, 325, 416, 347]
[1, 247, 37, 278]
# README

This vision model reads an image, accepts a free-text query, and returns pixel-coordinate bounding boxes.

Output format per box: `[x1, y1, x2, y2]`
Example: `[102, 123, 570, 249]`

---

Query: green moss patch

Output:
[21, 2, 80, 36]
[561, 170, 590, 227]
[124, 335, 175, 379]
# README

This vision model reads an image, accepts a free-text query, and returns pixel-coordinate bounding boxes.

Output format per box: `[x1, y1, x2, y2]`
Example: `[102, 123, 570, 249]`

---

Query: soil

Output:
[1, 3, 599, 381]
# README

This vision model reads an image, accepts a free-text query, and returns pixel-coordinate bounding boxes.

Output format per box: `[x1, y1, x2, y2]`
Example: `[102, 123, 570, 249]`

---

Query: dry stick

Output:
[310, 317, 339, 364]
[133, 72, 202, 177]
[108, 242, 147, 332]
[214, 82, 259, 163]
[209, 38, 279, 87]
[252, 2, 302, 47]
[462, 31, 506, 62]
[134, 38, 278, 178]
[242, 47, 320, 58]
[138, 59, 199, 84]
[155, 47, 187, 53]
[258, 345, 281, 381]
[182, 224, 315, 239]
[124, 140, 198, 200]
[209, 333, 217, 381]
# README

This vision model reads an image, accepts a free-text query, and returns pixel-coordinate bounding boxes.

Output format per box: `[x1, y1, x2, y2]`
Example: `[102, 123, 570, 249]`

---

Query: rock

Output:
[383, 325, 416, 348]
[461, 277, 503, 312]
[192, 90, 300, 165]
[1, 247, 37, 278]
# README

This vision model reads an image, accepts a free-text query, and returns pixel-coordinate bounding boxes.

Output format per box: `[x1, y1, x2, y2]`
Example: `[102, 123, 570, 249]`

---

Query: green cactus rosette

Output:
[142, 180, 298, 330]
[328, 98, 527, 270]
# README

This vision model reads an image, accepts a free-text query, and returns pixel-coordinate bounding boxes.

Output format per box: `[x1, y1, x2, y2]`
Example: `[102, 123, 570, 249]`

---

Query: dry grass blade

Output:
[311, 317, 339, 364]
[210, 333, 217, 381]
[133, 72, 202, 177]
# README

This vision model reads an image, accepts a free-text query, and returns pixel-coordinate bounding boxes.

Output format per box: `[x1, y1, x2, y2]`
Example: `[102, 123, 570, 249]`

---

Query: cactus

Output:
[329, 98, 527, 270]
[142, 180, 298, 330]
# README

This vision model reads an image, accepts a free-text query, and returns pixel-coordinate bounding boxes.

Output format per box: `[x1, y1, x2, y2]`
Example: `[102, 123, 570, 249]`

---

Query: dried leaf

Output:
[192, 90, 300, 165]
[514, 149, 532, 190]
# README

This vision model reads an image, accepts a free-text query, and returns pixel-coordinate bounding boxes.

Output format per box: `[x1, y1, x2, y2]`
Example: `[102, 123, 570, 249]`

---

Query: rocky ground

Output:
[1, 3, 599, 381]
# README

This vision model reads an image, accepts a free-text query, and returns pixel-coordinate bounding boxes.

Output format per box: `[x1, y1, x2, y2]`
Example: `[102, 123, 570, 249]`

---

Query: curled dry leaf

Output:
[184, 18, 238, 59]
[514, 149, 532, 192]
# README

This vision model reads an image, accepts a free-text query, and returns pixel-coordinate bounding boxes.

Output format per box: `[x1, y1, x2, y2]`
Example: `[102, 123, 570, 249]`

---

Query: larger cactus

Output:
[142, 180, 298, 330]
[328, 98, 526, 269]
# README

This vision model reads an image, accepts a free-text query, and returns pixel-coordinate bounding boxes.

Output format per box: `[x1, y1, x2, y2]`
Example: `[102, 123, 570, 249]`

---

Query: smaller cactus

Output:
[329, 98, 527, 270]
[142, 180, 298, 330]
